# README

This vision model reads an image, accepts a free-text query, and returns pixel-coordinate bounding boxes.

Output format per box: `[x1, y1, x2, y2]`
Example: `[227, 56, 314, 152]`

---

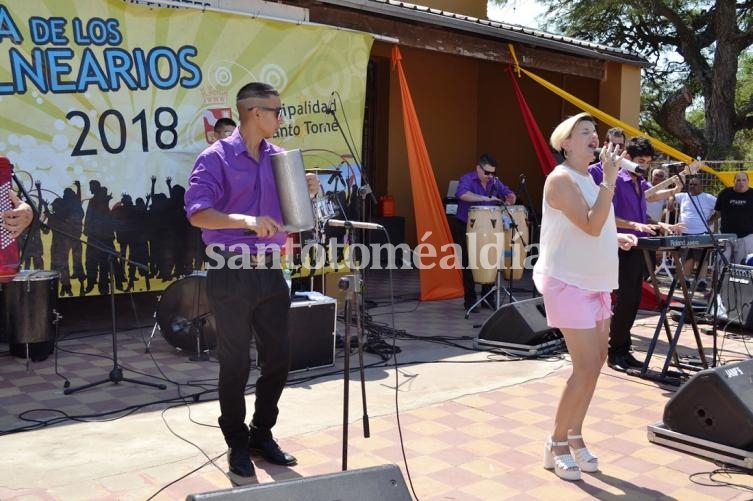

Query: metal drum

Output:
[157, 272, 217, 352]
[3, 270, 60, 361]
[503, 205, 529, 280]
[466, 206, 505, 284]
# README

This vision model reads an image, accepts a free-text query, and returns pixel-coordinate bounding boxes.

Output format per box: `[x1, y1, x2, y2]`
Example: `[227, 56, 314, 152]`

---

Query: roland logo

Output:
[724, 366, 744, 378]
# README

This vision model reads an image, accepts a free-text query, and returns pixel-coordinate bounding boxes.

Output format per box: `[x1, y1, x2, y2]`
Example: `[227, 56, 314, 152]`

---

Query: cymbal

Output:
[309, 168, 340, 175]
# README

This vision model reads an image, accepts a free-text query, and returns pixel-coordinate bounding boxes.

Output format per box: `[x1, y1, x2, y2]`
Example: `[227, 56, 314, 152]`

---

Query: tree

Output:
[490, 0, 753, 160]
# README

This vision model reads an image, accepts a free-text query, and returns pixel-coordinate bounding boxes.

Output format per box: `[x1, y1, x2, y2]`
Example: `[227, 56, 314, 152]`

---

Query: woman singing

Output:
[534, 113, 637, 480]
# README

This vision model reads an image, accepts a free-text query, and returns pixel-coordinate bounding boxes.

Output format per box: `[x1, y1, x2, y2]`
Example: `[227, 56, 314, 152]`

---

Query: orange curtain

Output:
[391, 46, 463, 301]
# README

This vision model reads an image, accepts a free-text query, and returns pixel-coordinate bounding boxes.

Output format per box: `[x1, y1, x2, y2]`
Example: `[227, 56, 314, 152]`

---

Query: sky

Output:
[486, 1, 548, 29]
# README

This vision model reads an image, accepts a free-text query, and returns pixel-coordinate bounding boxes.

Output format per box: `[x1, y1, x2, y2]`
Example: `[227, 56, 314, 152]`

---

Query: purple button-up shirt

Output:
[184, 128, 287, 250]
[454, 170, 514, 223]
[589, 164, 650, 237]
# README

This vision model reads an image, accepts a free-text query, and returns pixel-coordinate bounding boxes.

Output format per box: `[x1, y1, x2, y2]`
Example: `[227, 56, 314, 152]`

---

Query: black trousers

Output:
[206, 264, 291, 449]
[609, 248, 645, 356]
[451, 218, 476, 302]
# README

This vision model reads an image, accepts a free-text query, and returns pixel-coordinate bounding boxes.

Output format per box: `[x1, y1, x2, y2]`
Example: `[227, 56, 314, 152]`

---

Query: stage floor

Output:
[1, 268, 753, 500]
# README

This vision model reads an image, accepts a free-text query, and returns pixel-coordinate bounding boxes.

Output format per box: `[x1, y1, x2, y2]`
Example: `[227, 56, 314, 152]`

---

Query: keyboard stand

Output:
[636, 247, 709, 385]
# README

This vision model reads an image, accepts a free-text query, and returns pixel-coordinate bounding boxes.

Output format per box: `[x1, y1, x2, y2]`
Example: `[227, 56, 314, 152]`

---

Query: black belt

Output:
[213, 250, 276, 268]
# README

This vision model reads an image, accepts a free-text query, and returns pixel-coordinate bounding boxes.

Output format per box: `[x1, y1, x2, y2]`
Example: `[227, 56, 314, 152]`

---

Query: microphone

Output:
[519, 173, 526, 184]
[327, 219, 384, 231]
[619, 158, 647, 176]
[324, 92, 336, 115]
[327, 169, 340, 185]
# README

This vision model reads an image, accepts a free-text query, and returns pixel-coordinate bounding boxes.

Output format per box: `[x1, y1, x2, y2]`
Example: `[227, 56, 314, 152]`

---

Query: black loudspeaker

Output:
[186, 464, 412, 501]
[477, 297, 561, 346]
[287, 297, 336, 373]
[718, 264, 753, 330]
[663, 359, 753, 450]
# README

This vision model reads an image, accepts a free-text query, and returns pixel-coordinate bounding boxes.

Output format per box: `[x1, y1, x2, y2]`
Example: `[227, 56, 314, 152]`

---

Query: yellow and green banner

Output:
[0, 0, 373, 296]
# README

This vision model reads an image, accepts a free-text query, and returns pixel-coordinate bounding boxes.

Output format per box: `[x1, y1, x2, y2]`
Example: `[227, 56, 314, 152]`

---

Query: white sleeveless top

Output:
[533, 164, 618, 292]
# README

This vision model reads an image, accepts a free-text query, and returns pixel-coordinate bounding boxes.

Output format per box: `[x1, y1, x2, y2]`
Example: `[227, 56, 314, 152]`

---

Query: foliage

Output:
[489, 0, 753, 161]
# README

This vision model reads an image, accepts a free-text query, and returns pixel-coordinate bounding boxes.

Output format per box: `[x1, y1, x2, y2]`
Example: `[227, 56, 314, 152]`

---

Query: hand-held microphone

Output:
[327, 219, 384, 231]
[618, 158, 647, 176]
[661, 161, 686, 168]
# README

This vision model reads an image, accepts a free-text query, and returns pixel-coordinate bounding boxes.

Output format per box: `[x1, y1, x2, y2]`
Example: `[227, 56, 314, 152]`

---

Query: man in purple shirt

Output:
[185, 82, 317, 485]
[589, 136, 681, 372]
[452, 153, 516, 311]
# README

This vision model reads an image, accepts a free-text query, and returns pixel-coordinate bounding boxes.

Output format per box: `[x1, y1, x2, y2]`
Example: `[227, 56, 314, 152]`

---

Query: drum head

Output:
[157, 273, 217, 352]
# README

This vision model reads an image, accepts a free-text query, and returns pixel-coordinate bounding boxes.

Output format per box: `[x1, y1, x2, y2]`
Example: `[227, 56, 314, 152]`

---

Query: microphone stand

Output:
[35, 202, 166, 393]
[500, 202, 526, 305]
[682, 177, 729, 368]
[517, 175, 539, 298]
[325, 97, 377, 273]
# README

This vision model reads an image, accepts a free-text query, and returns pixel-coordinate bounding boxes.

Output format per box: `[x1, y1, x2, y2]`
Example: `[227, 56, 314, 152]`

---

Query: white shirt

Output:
[533, 165, 618, 292]
[674, 192, 717, 234]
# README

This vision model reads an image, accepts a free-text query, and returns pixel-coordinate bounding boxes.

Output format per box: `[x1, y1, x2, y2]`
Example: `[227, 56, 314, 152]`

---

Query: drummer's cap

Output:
[550, 112, 596, 156]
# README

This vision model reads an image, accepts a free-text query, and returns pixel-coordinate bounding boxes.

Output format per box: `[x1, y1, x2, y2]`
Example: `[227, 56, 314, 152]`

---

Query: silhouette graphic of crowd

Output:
[31, 176, 202, 297]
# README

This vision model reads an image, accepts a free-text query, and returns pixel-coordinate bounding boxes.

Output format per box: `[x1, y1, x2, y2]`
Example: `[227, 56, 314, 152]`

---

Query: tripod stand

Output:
[65, 250, 166, 394]
[338, 273, 370, 471]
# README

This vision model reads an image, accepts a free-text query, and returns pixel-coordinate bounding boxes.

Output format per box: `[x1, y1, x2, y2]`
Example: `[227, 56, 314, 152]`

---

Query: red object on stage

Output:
[610, 281, 664, 312]
[0, 157, 19, 283]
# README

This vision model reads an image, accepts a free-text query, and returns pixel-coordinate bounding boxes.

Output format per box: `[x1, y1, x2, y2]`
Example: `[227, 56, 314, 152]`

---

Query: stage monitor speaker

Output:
[717, 264, 753, 330]
[477, 297, 561, 346]
[185, 464, 411, 501]
[663, 359, 753, 450]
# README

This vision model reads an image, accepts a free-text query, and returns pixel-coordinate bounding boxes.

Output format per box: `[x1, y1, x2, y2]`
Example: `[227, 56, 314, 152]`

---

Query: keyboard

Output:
[636, 233, 737, 251]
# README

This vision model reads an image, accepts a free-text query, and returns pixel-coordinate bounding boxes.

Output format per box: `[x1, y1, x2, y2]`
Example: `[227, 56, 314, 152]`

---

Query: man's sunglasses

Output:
[249, 106, 284, 119]
[479, 167, 495, 176]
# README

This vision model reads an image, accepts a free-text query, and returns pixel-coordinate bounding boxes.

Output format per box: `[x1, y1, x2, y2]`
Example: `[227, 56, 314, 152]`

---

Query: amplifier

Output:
[717, 264, 753, 330]
[287, 295, 337, 373]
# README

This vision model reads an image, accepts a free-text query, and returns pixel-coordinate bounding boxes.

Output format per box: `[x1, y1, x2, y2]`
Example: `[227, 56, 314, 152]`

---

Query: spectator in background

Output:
[710, 171, 753, 265]
[214, 117, 237, 142]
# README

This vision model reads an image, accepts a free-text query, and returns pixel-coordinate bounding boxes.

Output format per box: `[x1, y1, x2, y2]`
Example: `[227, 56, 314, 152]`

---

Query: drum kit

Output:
[465, 204, 529, 318]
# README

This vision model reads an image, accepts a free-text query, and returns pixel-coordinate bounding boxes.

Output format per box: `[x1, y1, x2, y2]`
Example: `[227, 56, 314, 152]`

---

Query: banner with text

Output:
[0, 0, 373, 296]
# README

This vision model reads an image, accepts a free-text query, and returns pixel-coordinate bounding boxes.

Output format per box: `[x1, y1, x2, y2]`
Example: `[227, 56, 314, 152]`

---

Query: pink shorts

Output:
[539, 276, 612, 330]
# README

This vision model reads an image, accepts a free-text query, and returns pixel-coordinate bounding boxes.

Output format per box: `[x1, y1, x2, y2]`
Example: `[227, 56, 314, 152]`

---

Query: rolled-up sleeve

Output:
[185, 151, 224, 219]
[455, 173, 472, 198]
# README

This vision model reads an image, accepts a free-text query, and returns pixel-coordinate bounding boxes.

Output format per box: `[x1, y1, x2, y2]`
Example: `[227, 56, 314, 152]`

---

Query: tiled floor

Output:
[2, 269, 753, 500]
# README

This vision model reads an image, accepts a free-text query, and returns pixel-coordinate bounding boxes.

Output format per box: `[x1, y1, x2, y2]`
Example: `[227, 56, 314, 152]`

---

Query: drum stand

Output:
[65, 254, 166, 394]
[464, 269, 514, 319]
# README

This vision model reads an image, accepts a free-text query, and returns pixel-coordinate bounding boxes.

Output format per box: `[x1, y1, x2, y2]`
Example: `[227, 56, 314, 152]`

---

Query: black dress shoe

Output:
[624, 353, 644, 368]
[248, 432, 297, 466]
[607, 355, 629, 372]
[227, 447, 255, 485]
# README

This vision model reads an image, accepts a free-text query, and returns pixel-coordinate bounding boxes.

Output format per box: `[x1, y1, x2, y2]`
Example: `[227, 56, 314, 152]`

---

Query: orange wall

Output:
[383, 45, 605, 245]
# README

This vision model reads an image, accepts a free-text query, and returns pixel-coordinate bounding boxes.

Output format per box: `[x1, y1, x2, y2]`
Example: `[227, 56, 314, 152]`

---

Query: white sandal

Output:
[543, 436, 581, 481]
[568, 434, 599, 473]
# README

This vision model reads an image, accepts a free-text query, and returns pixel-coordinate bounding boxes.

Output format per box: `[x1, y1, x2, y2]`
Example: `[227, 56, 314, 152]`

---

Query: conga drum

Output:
[466, 206, 505, 284]
[503, 205, 529, 280]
